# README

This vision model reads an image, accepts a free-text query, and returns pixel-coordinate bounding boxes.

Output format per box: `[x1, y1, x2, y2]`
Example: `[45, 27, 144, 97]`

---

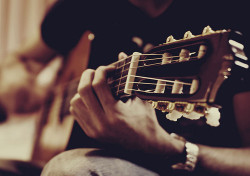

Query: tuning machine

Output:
[165, 35, 176, 43]
[150, 100, 221, 127]
[202, 25, 215, 35]
[183, 31, 194, 39]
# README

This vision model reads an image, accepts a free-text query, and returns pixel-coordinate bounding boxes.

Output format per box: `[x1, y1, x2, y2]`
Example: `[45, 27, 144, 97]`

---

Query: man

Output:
[41, 0, 250, 175]
[1, 0, 250, 175]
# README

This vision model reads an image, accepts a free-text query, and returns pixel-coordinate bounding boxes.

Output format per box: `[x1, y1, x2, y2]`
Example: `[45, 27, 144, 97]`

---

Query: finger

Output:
[70, 93, 88, 112]
[70, 94, 99, 137]
[69, 105, 94, 137]
[77, 69, 104, 118]
[118, 52, 128, 61]
[92, 65, 117, 109]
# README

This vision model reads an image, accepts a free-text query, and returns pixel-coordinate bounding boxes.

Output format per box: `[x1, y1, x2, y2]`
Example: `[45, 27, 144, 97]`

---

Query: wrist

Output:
[168, 133, 186, 164]
[170, 133, 199, 172]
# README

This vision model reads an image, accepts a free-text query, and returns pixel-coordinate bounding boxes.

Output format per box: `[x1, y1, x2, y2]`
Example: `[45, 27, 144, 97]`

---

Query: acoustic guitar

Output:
[32, 26, 249, 165]
[31, 31, 93, 166]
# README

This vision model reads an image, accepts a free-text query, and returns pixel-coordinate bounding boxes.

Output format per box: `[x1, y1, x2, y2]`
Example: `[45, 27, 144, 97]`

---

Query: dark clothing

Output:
[41, 0, 250, 156]
[42, 0, 250, 64]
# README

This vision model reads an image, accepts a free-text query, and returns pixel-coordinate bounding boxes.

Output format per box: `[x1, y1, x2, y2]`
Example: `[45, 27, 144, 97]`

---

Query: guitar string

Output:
[112, 52, 196, 66]
[58, 53, 197, 95]
[109, 75, 192, 85]
[56, 73, 193, 98]
[110, 50, 197, 95]
[114, 52, 197, 70]
[109, 75, 193, 95]
[114, 87, 186, 94]
[114, 55, 178, 69]
[110, 81, 174, 88]
[112, 81, 194, 95]
[110, 52, 196, 94]
[113, 55, 198, 80]
[112, 55, 198, 78]
[111, 53, 163, 65]
[55, 57, 192, 92]
[111, 52, 195, 94]
[53, 54, 164, 89]
[116, 88, 158, 94]
[110, 76, 192, 86]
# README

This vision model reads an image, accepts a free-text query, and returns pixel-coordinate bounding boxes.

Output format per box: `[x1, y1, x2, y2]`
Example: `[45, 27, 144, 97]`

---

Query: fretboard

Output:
[108, 52, 141, 99]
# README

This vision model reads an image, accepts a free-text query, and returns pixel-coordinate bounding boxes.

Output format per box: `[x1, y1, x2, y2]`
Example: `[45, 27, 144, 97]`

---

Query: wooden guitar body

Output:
[31, 31, 93, 166]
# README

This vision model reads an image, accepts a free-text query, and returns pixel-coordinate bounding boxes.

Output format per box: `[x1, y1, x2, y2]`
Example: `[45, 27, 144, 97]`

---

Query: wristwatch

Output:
[170, 133, 199, 172]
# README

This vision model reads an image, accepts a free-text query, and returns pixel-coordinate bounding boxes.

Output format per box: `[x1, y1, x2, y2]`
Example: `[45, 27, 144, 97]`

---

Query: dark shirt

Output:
[41, 0, 250, 149]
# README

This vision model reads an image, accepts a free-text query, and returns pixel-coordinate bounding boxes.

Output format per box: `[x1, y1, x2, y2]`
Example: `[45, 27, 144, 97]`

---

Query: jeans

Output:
[41, 148, 173, 176]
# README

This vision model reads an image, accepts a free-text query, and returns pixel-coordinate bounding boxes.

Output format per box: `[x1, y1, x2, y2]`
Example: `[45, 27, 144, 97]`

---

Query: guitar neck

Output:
[107, 28, 249, 111]
[108, 53, 140, 99]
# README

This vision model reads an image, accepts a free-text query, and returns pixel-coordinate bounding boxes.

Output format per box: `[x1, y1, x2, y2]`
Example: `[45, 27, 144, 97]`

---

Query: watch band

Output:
[171, 136, 199, 171]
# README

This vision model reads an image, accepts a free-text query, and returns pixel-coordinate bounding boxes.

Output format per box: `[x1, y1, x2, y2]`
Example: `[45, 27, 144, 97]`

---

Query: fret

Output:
[112, 77, 127, 88]
[116, 59, 125, 96]
[109, 55, 134, 98]
[110, 83, 126, 96]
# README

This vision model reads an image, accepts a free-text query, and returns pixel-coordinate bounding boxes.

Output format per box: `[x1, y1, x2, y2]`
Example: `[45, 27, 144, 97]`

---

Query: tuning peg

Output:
[178, 32, 193, 62]
[202, 26, 214, 34]
[184, 103, 195, 113]
[183, 31, 194, 39]
[166, 110, 182, 121]
[205, 107, 220, 127]
[183, 111, 203, 120]
[166, 35, 175, 43]
[151, 101, 168, 112]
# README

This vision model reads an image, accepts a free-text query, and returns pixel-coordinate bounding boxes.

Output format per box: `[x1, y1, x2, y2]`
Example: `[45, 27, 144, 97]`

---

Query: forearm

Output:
[160, 135, 250, 175]
[196, 145, 250, 176]
[194, 92, 250, 175]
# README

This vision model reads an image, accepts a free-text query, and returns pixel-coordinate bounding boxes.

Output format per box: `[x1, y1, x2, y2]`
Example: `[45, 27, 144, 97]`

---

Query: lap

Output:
[41, 148, 207, 176]
[41, 148, 167, 176]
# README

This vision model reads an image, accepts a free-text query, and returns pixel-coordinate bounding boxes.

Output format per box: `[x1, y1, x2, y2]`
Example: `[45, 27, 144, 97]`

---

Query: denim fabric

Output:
[41, 148, 163, 176]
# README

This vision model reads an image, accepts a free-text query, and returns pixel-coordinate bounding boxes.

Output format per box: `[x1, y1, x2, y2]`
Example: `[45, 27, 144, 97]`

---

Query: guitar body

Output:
[31, 31, 93, 165]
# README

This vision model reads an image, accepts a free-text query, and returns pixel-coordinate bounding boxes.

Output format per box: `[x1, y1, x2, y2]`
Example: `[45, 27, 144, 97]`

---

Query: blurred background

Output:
[0, 1, 91, 171]
[0, 0, 55, 60]
[0, 0, 56, 162]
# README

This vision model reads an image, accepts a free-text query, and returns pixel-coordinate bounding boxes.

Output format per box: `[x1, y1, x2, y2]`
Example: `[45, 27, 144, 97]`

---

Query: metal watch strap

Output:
[171, 141, 199, 171]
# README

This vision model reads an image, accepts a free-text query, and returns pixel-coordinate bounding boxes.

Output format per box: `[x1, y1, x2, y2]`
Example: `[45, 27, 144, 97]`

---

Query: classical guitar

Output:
[32, 31, 93, 165]
[32, 26, 249, 165]
[108, 26, 249, 126]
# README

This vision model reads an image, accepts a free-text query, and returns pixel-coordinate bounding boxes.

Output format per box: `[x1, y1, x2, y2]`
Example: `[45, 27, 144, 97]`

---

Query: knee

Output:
[41, 148, 160, 176]
[41, 149, 97, 176]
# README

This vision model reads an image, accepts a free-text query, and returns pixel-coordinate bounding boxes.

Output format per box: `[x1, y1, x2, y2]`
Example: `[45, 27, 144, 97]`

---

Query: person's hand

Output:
[69, 53, 184, 156]
[0, 54, 62, 113]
